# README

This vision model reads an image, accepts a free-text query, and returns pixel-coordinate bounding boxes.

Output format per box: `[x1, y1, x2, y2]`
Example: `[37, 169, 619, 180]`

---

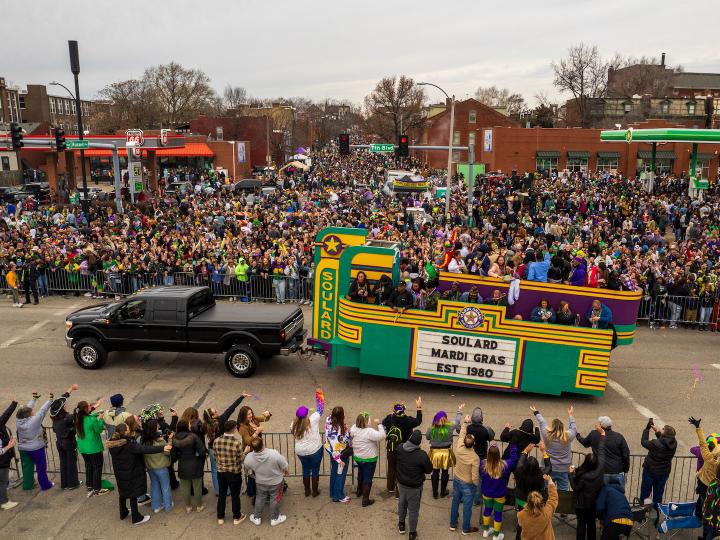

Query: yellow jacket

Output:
[696, 428, 720, 487]
[6, 270, 18, 289]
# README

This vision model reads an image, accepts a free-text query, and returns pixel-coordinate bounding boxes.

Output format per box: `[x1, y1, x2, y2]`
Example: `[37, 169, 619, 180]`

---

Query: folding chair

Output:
[657, 501, 702, 539]
[628, 498, 651, 539]
[552, 489, 577, 532]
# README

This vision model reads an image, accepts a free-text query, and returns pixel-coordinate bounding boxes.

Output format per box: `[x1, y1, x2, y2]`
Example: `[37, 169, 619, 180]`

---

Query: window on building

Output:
[623, 102, 632, 113]
[567, 157, 589, 172]
[536, 157, 558, 172]
[661, 101, 670, 114]
[18, 95, 25, 109]
[468, 131, 476, 147]
[64, 100, 71, 115]
[697, 160, 711, 179]
[71, 101, 76, 115]
[687, 101, 697, 115]
[468, 110, 477, 123]
[49, 98, 56, 114]
[597, 157, 619, 172]
[453, 130, 461, 146]
[642, 159, 673, 174]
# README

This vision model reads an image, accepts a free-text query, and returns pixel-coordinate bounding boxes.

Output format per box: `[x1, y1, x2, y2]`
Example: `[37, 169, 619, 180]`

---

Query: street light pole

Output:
[68, 40, 89, 214]
[418, 82, 455, 219]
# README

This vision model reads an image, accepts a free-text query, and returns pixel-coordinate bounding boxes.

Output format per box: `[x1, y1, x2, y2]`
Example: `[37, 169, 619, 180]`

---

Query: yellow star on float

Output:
[323, 236, 341, 254]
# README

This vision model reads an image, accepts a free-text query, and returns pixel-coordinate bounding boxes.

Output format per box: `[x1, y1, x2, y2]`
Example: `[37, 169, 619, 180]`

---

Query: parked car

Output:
[165, 180, 193, 196]
[65, 286, 306, 377]
[0, 186, 20, 203]
[16, 182, 50, 203]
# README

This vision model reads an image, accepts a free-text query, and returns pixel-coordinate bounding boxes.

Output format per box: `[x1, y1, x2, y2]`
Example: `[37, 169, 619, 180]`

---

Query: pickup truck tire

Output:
[73, 338, 107, 369]
[225, 345, 258, 378]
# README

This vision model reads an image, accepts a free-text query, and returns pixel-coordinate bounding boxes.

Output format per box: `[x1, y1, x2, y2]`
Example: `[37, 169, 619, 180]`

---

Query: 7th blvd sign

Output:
[370, 143, 394, 153]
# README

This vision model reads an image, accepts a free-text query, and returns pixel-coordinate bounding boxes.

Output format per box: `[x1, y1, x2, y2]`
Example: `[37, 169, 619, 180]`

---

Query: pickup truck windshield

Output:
[187, 289, 215, 318]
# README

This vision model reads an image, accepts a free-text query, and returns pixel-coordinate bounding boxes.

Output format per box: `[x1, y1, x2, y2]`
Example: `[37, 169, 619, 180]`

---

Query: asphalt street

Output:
[0, 295, 717, 539]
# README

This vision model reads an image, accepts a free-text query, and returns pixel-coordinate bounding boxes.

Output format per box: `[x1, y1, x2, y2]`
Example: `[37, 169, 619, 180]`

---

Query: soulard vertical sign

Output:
[317, 268, 337, 340]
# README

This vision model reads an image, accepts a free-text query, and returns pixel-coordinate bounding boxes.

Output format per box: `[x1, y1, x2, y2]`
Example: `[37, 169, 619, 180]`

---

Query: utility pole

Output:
[445, 95, 455, 218]
[68, 40, 89, 214]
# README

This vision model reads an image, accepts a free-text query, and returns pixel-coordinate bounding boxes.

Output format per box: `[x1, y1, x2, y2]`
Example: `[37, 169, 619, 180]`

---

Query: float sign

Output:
[412, 329, 520, 389]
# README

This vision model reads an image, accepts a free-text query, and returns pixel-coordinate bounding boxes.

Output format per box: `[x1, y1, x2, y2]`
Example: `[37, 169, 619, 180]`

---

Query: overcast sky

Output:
[2, 0, 718, 107]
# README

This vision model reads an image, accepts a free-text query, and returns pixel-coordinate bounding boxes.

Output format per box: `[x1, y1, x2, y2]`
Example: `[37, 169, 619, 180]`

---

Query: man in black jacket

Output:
[577, 416, 630, 492]
[396, 430, 432, 540]
[388, 281, 414, 313]
[49, 384, 81, 490]
[640, 420, 677, 521]
[455, 406, 495, 505]
[21, 260, 39, 306]
[382, 398, 422, 497]
[0, 399, 19, 511]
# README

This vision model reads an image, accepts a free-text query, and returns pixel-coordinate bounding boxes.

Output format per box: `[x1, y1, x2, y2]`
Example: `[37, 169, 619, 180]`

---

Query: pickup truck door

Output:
[103, 299, 150, 350]
[144, 298, 187, 352]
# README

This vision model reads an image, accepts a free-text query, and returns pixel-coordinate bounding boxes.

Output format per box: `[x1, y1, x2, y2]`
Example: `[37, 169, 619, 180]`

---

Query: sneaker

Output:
[185, 507, 193, 514]
[495, 534, 505, 540]
[249, 514, 261, 526]
[271, 515, 287, 526]
[133, 515, 151, 526]
[196, 505, 205, 512]
[86, 490, 96, 499]
[97, 488, 109, 495]
[84, 292, 92, 297]
[1, 501, 19, 510]
[64, 481, 83, 490]
[399, 521, 406, 534]
[450, 526, 457, 531]
[18, 303, 23, 308]
[218, 519, 224, 525]
[234, 513, 247, 525]
[339, 496, 351, 503]
[463, 527, 480, 535]
[154, 508, 162, 514]
[409, 533, 417, 540]
[483, 530, 491, 538]
[138, 496, 151, 506]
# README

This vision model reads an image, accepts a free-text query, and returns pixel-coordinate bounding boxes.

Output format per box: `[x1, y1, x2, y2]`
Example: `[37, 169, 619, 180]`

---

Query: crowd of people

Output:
[1, 387, 720, 539]
[0, 144, 719, 329]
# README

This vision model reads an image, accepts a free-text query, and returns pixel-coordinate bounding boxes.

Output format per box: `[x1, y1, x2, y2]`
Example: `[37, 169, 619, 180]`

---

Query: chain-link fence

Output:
[7, 428, 700, 505]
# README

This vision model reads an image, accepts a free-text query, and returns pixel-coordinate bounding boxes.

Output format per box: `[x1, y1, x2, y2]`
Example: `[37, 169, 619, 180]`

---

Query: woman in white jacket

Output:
[349, 413, 386, 507]
[291, 389, 326, 498]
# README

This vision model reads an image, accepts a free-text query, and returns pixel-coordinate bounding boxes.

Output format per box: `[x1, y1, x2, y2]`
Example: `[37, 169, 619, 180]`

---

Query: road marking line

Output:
[0, 320, 49, 349]
[606, 378, 665, 425]
[712, 364, 720, 371]
[54, 303, 79, 317]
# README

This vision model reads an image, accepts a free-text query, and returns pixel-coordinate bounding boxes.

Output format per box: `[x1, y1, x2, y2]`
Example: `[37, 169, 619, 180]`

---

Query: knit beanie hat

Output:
[408, 430, 422, 446]
[110, 394, 124, 407]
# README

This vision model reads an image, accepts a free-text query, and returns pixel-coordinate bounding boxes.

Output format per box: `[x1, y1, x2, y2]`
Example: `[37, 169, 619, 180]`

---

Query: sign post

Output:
[369, 143, 395, 153]
[126, 141, 142, 203]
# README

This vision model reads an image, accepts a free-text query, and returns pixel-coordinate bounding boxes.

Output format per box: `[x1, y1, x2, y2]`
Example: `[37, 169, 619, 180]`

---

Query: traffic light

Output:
[338, 133, 350, 156]
[398, 134, 409, 157]
[10, 123, 24, 150]
[54, 127, 66, 151]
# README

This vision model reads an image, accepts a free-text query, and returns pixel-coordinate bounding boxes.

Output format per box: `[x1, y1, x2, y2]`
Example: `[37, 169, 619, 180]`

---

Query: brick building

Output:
[478, 120, 720, 181]
[420, 98, 518, 170]
[189, 115, 268, 168]
[0, 77, 21, 124]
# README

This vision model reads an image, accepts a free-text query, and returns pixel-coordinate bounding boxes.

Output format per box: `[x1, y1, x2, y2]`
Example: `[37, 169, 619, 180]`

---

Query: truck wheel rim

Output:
[231, 353, 250, 372]
[79, 346, 97, 365]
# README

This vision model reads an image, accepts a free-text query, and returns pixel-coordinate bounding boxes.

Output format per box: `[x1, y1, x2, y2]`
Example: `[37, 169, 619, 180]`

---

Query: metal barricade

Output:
[647, 294, 717, 329]
[17, 428, 698, 504]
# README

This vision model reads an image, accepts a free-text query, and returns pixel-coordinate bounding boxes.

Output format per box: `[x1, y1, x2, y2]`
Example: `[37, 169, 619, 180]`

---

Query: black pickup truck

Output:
[65, 286, 305, 377]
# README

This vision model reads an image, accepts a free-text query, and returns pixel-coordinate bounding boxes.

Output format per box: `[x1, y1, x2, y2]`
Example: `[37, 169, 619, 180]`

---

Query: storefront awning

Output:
[76, 142, 214, 158]
[696, 153, 716, 161]
[567, 151, 590, 158]
[598, 151, 620, 158]
[155, 142, 214, 157]
[536, 150, 559, 158]
[638, 150, 675, 159]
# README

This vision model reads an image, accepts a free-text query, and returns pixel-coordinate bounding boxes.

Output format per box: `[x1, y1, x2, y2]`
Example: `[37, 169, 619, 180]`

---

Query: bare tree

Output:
[223, 85, 248, 110]
[146, 62, 219, 126]
[551, 43, 608, 127]
[93, 78, 162, 132]
[364, 75, 426, 141]
[530, 92, 558, 128]
[474, 85, 526, 116]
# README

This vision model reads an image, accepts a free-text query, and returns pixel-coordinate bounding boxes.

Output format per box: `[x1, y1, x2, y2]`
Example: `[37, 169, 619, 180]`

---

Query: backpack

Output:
[386, 422, 403, 453]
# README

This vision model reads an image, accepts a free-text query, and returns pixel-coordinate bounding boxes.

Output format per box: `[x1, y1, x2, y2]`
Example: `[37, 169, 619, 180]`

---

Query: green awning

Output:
[638, 150, 675, 159]
[567, 151, 590, 159]
[696, 153, 716, 161]
[598, 151, 620, 158]
[536, 151, 560, 158]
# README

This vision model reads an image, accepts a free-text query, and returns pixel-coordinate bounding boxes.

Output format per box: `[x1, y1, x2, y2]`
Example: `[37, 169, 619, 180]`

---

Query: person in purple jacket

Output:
[480, 440, 519, 540]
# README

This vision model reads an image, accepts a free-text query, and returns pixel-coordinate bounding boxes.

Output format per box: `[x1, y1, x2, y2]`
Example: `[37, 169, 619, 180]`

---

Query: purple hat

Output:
[295, 406, 309, 419]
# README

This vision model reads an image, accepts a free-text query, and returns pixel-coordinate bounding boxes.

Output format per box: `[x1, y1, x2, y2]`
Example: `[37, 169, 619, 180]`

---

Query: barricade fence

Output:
[9, 429, 699, 504]
[0, 269, 314, 304]
[2, 269, 719, 329]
